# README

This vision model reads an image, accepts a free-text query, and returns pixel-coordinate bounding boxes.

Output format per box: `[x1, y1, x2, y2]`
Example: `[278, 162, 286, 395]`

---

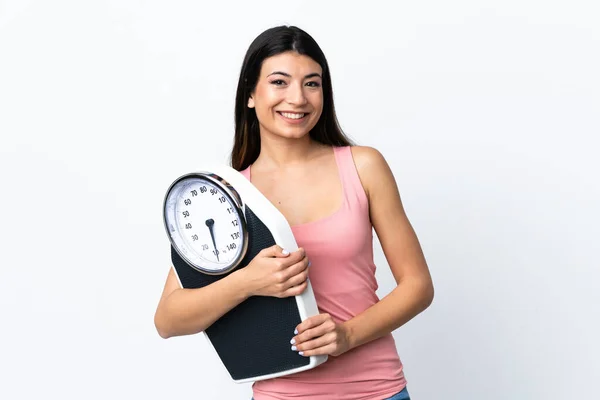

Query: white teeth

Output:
[280, 112, 305, 119]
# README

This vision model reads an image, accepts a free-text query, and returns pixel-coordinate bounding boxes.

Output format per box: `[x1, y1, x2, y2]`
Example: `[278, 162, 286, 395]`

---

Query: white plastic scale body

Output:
[162, 164, 328, 383]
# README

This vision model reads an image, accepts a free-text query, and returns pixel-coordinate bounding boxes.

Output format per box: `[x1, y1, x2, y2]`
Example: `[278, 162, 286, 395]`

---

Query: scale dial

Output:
[163, 172, 248, 275]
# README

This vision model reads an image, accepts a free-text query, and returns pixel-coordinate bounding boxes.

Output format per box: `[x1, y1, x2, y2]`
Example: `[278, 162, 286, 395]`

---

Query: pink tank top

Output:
[240, 146, 407, 400]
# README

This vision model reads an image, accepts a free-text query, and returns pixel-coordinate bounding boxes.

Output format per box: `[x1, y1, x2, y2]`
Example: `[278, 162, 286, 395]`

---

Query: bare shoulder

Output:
[349, 145, 395, 199]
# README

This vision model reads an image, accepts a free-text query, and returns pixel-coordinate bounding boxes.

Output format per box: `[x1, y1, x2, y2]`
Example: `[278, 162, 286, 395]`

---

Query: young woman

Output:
[155, 26, 434, 400]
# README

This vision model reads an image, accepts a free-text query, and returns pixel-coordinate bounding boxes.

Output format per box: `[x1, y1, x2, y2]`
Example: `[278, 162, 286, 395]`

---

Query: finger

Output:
[280, 256, 309, 281]
[280, 280, 308, 298]
[295, 321, 334, 344]
[296, 342, 338, 358]
[261, 245, 289, 258]
[282, 267, 309, 289]
[295, 313, 330, 335]
[293, 331, 336, 352]
[274, 252, 307, 273]
[286, 247, 306, 261]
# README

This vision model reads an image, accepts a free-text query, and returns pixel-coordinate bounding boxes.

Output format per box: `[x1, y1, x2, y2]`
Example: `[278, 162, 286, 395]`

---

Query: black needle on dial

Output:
[205, 218, 219, 261]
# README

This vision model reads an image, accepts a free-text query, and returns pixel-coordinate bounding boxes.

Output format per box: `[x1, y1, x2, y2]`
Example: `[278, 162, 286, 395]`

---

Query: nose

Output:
[286, 82, 307, 106]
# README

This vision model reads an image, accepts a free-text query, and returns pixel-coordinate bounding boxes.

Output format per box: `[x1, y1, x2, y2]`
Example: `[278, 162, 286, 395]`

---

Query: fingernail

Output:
[299, 351, 305, 356]
[282, 249, 289, 255]
[294, 329, 298, 335]
[290, 338, 296, 345]
[291, 345, 297, 351]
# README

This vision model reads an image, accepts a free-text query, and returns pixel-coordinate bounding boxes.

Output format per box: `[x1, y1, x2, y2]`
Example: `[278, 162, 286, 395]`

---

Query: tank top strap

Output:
[239, 165, 250, 181]
[333, 146, 369, 209]
[239, 147, 368, 209]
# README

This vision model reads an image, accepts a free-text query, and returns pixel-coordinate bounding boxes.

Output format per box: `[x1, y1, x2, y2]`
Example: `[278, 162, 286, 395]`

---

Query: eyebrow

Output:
[267, 71, 322, 79]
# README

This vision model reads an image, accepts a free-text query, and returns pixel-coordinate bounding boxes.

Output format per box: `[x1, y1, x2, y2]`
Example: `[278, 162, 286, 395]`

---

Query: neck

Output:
[254, 132, 321, 170]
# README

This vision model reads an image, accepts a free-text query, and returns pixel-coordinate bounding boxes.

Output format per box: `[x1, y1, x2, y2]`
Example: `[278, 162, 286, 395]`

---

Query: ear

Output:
[247, 96, 255, 108]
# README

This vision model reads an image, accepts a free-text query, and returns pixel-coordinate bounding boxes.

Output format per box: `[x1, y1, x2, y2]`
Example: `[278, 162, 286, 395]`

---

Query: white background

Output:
[1, 1, 598, 399]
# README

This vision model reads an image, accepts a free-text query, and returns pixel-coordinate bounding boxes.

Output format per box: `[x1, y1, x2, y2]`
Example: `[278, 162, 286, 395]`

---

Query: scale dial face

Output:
[163, 173, 248, 275]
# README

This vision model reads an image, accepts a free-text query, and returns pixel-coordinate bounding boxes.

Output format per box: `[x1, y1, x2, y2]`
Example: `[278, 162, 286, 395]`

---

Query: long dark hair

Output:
[230, 25, 354, 171]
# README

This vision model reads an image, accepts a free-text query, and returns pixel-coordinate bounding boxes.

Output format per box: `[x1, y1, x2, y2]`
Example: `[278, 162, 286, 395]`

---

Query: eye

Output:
[270, 79, 286, 86]
[306, 81, 321, 88]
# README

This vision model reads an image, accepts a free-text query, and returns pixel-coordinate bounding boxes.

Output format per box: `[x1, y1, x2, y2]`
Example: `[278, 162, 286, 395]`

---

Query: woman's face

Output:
[248, 51, 323, 140]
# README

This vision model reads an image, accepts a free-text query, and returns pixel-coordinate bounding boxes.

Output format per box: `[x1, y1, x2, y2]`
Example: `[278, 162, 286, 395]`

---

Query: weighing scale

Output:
[162, 165, 327, 383]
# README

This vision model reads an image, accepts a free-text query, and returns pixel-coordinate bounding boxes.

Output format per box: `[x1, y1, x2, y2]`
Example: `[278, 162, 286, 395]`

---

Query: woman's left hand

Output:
[290, 313, 351, 357]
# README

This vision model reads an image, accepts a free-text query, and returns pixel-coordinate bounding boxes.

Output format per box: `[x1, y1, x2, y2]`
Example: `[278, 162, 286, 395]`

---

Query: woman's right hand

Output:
[238, 245, 310, 298]
[154, 245, 309, 338]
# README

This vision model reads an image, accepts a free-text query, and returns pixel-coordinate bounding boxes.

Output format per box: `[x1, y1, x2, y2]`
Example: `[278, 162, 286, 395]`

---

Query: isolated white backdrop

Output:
[1, 1, 598, 399]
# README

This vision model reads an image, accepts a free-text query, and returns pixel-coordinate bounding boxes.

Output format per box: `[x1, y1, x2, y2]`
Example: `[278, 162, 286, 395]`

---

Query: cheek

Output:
[255, 101, 277, 123]
[254, 86, 281, 109]
[310, 96, 324, 119]
[310, 92, 324, 110]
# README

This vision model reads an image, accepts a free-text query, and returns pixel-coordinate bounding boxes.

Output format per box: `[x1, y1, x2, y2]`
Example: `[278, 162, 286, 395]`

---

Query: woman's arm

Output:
[291, 146, 434, 356]
[154, 266, 250, 339]
[343, 145, 434, 350]
[154, 246, 309, 339]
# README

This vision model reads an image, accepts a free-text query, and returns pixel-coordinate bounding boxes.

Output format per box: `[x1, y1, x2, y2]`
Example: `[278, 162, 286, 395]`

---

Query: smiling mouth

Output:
[277, 111, 308, 120]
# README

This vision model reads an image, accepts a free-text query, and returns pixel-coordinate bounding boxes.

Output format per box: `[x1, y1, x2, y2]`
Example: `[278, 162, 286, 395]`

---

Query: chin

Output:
[275, 131, 311, 140]
[268, 124, 314, 140]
